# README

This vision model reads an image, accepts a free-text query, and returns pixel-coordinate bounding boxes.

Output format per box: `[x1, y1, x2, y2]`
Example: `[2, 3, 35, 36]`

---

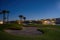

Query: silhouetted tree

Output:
[0, 10, 9, 24]
[23, 17, 26, 21]
[6, 11, 9, 23]
[19, 15, 23, 21]
[19, 15, 24, 24]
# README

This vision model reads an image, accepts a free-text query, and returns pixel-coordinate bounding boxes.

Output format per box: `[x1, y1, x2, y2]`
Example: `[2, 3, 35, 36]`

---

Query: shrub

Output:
[0, 24, 23, 31]
[37, 28, 44, 34]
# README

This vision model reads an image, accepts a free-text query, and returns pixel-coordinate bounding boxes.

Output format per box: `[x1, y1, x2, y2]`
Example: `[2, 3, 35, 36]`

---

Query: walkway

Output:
[5, 27, 42, 36]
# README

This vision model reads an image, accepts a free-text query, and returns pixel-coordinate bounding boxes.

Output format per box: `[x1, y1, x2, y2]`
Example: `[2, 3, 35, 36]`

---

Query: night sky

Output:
[0, 0, 60, 21]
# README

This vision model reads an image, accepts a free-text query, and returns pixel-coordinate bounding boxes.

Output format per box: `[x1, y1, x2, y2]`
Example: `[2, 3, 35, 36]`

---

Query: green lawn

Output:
[0, 24, 22, 31]
[0, 24, 60, 40]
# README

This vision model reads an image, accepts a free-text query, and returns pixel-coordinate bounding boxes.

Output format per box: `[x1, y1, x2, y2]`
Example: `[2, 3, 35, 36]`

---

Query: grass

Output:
[0, 24, 60, 40]
[37, 25, 60, 40]
[0, 24, 22, 31]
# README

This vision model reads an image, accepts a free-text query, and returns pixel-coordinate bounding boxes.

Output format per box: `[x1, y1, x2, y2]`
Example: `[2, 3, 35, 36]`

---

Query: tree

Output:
[19, 15, 23, 21]
[23, 17, 26, 21]
[0, 10, 9, 24]
[6, 11, 9, 23]
[19, 15, 24, 24]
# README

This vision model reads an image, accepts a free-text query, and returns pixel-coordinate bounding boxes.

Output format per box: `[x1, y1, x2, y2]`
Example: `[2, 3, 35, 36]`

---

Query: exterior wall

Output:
[56, 18, 60, 24]
[41, 19, 56, 25]
[16, 20, 24, 24]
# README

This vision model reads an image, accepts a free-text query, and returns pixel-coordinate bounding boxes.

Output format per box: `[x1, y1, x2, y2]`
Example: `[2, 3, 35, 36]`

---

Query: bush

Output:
[0, 24, 23, 31]
[37, 28, 44, 34]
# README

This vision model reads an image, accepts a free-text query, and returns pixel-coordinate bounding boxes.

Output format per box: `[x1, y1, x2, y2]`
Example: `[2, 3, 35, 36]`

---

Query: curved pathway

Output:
[5, 27, 42, 36]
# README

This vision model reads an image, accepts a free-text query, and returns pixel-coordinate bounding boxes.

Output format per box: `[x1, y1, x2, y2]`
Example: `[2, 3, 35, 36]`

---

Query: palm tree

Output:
[19, 15, 23, 24]
[6, 11, 9, 23]
[19, 15, 23, 21]
[23, 17, 26, 21]
[0, 10, 9, 24]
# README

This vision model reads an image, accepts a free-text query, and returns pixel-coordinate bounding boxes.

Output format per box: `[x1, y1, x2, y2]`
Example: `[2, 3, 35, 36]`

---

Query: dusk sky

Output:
[0, 0, 60, 21]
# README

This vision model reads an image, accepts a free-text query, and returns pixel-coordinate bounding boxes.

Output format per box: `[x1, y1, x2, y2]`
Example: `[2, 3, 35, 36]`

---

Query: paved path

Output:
[5, 27, 42, 36]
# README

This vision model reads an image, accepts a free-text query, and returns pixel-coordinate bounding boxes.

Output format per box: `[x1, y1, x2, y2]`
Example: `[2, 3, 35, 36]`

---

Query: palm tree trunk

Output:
[7, 13, 9, 23]
[3, 13, 6, 24]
